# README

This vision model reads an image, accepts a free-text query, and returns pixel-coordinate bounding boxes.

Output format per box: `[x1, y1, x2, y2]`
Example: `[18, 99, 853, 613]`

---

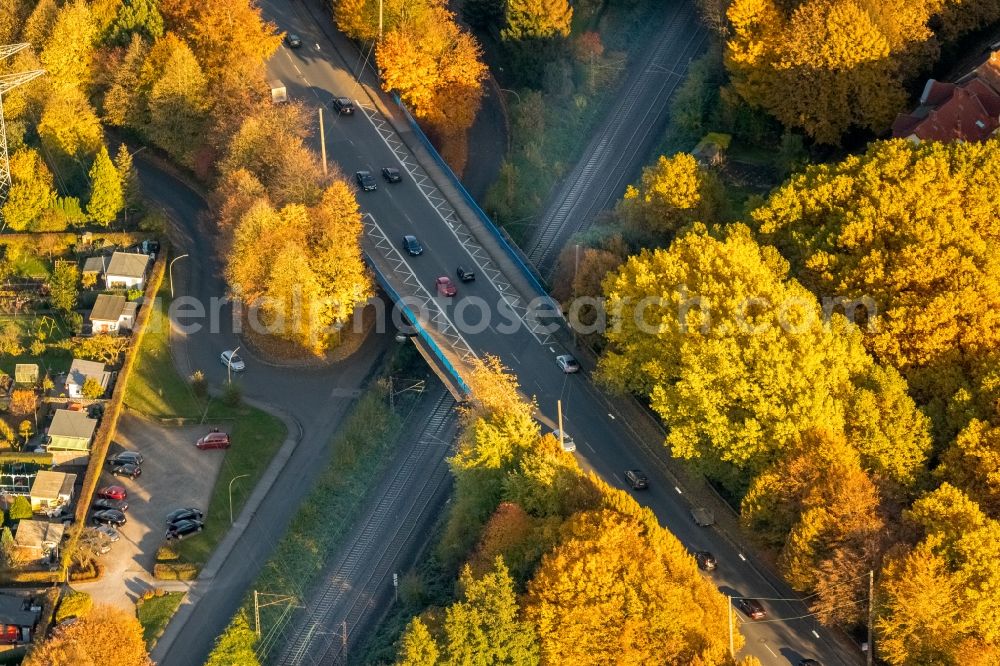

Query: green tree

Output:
[86, 146, 125, 225]
[38, 0, 98, 91]
[105, 0, 164, 46]
[114, 143, 141, 208]
[81, 376, 105, 399]
[502, 0, 572, 40]
[48, 263, 79, 314]
[0, 527, 15, 568]
[205, 611, 260, 666]
[397, 617, 439, 666]
[103, 34, 150, 128]
[8, 496, 31, 521]
[462, 0, 505, 31]
[143, 33, 209, 166]
[1, 148, 55, 232]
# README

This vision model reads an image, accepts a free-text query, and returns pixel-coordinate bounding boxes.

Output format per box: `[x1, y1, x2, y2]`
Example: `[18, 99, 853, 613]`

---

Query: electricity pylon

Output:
[0, 43, 45, 212]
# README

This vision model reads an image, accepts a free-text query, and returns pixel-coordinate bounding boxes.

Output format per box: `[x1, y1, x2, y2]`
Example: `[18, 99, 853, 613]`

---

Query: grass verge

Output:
[136, 592, 185, 648]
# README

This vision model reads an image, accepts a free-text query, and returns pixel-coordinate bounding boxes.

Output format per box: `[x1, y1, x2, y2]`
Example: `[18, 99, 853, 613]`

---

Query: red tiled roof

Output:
[892, 72, 1000, 143]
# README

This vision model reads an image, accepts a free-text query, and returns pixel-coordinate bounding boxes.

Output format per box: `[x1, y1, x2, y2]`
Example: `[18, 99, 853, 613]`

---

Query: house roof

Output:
[90, 294, 127, 323]
[48, 409, 97, 441]
[106, 251, 149, 279]
[122, 302, 138, 319]
[82, 255, 110, 274]
[14, 364, 38, 384]
[66, 359, 109, 389]
[29, 470, 76, 500]
[15, 520, 65, 550]
[0, 592, 38, 626]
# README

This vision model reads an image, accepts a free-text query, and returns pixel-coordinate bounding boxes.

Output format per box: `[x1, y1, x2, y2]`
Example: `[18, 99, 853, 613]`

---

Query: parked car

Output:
[166, 519, 204, 541]
[196, 431, 231, 450]
[435, 276, 457, 297]
[220, 350, 245, 372]
[691, 507, 715, 527]
[94, 525, 120, 542]
[456, 265, 475, 282]
[382, 167, 402, 183]
[92, 498, 128, 512]
[332, 97, 354, 115]
[97, 485, 127, 500]
[556, 354, 580, 374]
[92, 509, 126, 527]
[550, 429, 576, 453]
[355, 170, 377, 192]
[107, 450, 143, 467]
[111, 462, 142, 479]
[401, 235, 423, 256]
[284, 33, 302, 48]
[734, 598, 767, 620]
[694, 551, 717, 571]
[624, 469, 648, 490]
[166, 508, 204, 525]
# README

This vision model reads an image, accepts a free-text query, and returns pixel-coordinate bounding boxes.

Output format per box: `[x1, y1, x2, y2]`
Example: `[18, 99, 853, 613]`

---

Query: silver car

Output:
[220, 350, 245, 372]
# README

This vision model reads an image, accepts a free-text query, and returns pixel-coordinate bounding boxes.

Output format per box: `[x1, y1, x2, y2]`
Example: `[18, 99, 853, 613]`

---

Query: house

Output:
[64, 359, 110, 399]
[89, 294, 137, 334]
[28, 470, 76, 514]
[14, 520, 65, 563]
[892, 50, 1000, 143]
[13, 364, 38, 386]
[0, 592, 40, 644]
[81, 255, 110, 285]
[46, 410, 96, 466]
[104, 251, 150, 290]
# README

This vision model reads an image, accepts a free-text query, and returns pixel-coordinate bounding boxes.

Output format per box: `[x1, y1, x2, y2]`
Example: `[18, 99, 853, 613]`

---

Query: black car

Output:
[332, 97, 354, 115]
[624, 469, 648, 490]
[798, 660, 822, 666]
[92, 498, 128, 513]
[355, 170, 377, 192]
[694, 551, 717, 571]
[402, 235, 423, 256]
[166, 508, 204, 526]
[734, 597, 767, 620]
[166, 519, 204, 541]
[456, 265, 475, 282]
[111, 462, 142, 479]
[92, 509, 126, 527]
[107, 451, 143, 467]
[285, 33, 302, 48]
[381, 167, 402, 183]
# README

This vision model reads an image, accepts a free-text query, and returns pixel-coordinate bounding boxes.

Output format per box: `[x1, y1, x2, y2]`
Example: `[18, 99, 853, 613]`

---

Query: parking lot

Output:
[74, 412, 227, 609]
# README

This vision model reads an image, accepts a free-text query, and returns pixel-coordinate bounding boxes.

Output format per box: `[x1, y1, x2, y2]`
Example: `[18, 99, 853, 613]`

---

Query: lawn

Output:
[125, 287, 288, 565]
[136, 592, 185, 648]
[0, 315, 73, 378]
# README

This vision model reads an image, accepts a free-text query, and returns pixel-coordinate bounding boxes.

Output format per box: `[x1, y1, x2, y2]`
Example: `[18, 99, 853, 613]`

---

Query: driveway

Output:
[74, 412, 225, 609]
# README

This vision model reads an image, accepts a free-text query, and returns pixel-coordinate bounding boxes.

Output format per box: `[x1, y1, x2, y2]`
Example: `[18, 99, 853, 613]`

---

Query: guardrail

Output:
[364, 254, 471, 397]
[392, 95, 550, 299]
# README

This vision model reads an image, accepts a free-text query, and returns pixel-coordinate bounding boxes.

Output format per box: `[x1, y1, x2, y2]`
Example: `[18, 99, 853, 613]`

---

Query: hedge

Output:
[153, 563, 198, 581]
[55, 589, 92, 622]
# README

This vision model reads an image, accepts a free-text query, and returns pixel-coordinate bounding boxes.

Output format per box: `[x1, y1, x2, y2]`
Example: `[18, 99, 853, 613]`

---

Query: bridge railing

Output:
[392, 95, 550, 299]
[365, 253, 471, 397]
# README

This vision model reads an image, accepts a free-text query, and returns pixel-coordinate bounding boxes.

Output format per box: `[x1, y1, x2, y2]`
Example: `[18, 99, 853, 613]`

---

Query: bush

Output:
[222, 382, 242, 407]
[126, 288, 143, 302]
[81, 376, 105, 399]
[7, 496, 32, 522]
[190, 370, 207, 399]
[67, 562, 103, 582]
[155, 544, 180, 561]
[55, 589, 92, 622]
[153, 563, 198, 580]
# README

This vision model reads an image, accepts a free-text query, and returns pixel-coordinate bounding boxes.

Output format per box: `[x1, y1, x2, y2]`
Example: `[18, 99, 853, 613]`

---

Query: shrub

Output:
[223, 382, 242, 407]
[7, 496, 32, 522]
[125, 288, 143, 302]
[55, 589, 92, 622]
[153, 563, 197, 580]
[155, 544, 179, 561]
[81, 376, 105, 399]
[190, 370, 207, 399]
[8, 389, 37, 416]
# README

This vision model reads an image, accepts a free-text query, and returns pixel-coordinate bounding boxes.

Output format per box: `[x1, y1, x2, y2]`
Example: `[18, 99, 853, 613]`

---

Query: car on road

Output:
[110, 462, 142, 479]
[798, 660, 821, 666]
[624, 469, 648, 490]
[456, 265, 475, 282]
[355, 170, 377, 192]
[166, 508, 204, 525]
[107, 450, 143, 467]
[97, 485, 126, 500]
[220, 350, 245, 372]
[284, 33, 302, 48]
[550, 429, 576, 453]
[691, 507, 715, 527]
[166, 519, 204, 541]
[734, 597, 767, 620]
[382, 167, 402, 183]
[92, 498, 128, 512]
[92, 509, 126, 527]
[94, 525, 120, 542]
[402, 235, 423, 256]
[332, 97, 354, 115]
[556, 354, 580, 374]
[435, 276, 457, 297]
[196, 431, 231, 450]
[694, 551, 717, 571]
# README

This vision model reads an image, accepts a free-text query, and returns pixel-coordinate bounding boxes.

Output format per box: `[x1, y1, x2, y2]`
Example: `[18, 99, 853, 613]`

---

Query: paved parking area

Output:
[75, 412, 226, 609]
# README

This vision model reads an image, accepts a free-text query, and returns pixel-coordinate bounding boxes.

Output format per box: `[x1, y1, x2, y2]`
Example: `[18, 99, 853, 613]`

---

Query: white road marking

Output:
[509, 352, 520, 364]
[674, 486, 682, 494]
[811, 630, 820, 638]
[608, 413, 615, 420]
[763, 644, 778, 657]
[584, 441, 595, 452]
[738, 553, 747, 561]
[612, 473, 623, 485]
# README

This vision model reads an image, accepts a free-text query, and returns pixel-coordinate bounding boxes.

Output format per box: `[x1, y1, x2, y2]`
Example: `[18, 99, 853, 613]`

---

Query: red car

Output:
[435, 276, 457, 297]
[97, 485, 127, 501]
[196, 432, 231, 450]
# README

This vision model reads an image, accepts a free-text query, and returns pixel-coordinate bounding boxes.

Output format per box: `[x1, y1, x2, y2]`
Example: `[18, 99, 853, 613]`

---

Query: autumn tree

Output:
[23, 605, 150, 666]
[75, 334, 128, 365]
[939, 420, 1000, 518]
[1, 148, 55, 232]
[397, 617, 440, 666]
[21, 0, 59, 46]
[82, 376, 105, 399]
[105, 0, 164, 46]
[114, 143, 141, 208]
[334, 0, 444, 42]
[616, 152, 725, 236]
[502, 0, 572, 41]
[48, 263, 79, 314]
[0, 0, 33, 43]
[102, 34, 150, 128]
[205, 611, 260, 666]
[38, 0, 98, 91]
[86, 146, 125, 225]
[9, 389, 37, 417]
[37, 86, 104, 178]
[142, 33, 210, 166]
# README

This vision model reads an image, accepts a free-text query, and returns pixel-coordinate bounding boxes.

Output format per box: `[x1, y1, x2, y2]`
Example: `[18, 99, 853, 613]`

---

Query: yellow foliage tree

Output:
[2, 148, 55, 232]
[939, 419, 1000, 517]
[38, 0, 97, 92]
[334, 0, 444, 42]
[617, 152, 724, 236]
[23, 605, 150, 666]
[142, 32, 209, 166]
[37, 86, 104, 171]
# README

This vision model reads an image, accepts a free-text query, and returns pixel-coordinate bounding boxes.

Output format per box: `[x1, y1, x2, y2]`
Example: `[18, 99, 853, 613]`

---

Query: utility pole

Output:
[378, 0, 383, 41]
[254, 590, 260, 636]
[341, 619, 348, 654]
[0, 44, 45, 223]
[318, 107, 328, 177]
[727, 596, 734, 660]
[867, 569, 874, 666]
[557, 399, 565, 451]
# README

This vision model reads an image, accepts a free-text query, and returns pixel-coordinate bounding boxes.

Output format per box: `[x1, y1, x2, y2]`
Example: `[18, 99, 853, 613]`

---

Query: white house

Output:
[104, 251, 150, 290]
[28, 471, 76, 514]
[89, 294, 137, 334]
[65, 359, 110, 399]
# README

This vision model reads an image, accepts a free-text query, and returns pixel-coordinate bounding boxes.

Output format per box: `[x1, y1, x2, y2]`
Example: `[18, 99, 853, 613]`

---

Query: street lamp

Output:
[169, 253, 188, 299]
[498, 88, 522, 104]
[229, 473, 250, 524]
[227, 345, 241, 385]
